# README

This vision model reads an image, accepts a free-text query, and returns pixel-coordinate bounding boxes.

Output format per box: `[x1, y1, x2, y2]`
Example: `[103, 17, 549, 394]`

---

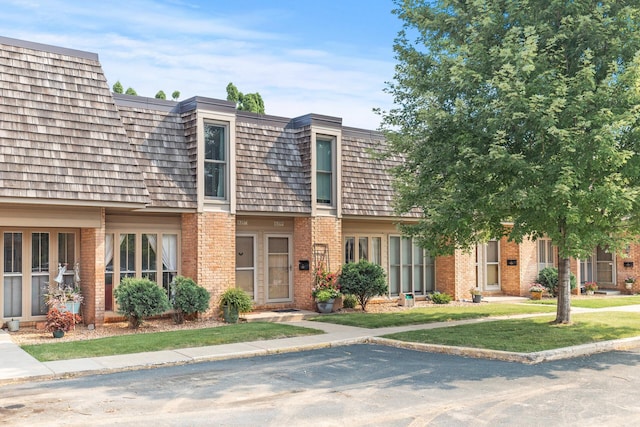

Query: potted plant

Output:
[469, 287, 482, 303]
[312, 263, 341, 313]
[219, 288, 253, 323]
[46, 286, 84, 314]
[625, 276, 635, 290]
[584, 282, 598, 295]
[44, 307, 80, 338]
[529, 283, 545, 300]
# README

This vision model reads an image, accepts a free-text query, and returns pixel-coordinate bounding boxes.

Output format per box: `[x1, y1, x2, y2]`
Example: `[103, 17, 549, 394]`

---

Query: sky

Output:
[0, 0, 403, 129]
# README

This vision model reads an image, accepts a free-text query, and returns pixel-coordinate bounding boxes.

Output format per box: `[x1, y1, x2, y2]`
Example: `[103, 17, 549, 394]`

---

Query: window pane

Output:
[120, 234, 135, 280]
[58, 233, 75, 266]
[236, 236, 254, 268]
[359, 237, 368, 261]
[237, 270, 254, 298]
[487, 265, 499, 286]
[389, 236, 400, 295]
[372, 237, 381, 265]
[344, 237, 355, 263]
[390, 236, 400, 264]
[205, 162, 225, 198]
[142, 234, 157, 282]
[4, 232, 22, 317]
[487, 241, 498, 262]
[205, 125, 225, 161]
[317, 172, 331, 204]
[316, 139, 332, 171]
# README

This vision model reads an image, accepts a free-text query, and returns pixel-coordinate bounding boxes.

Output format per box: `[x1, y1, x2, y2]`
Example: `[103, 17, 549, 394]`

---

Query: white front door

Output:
[476, 241, 500, 292]
[266, 235, 292, 302]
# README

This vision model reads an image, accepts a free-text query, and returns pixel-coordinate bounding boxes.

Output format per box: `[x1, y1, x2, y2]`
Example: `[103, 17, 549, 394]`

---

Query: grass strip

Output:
[382, 312, 640, 353]
[310, 303, 555, 328]
[21, 323, 322, 362]
[530, 295, 640, 309]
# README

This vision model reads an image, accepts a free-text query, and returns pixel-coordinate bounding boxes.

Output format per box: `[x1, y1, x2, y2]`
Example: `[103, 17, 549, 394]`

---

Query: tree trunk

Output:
[554, 257, 572, 324]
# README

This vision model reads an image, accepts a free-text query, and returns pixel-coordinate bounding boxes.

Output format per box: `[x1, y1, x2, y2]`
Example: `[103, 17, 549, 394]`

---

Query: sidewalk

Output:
[3, 304, 640, 385]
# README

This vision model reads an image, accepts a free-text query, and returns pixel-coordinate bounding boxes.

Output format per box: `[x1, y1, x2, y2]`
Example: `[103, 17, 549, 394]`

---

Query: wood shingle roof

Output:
[236, 120, 311, 213]
[0, 37, 149, 206]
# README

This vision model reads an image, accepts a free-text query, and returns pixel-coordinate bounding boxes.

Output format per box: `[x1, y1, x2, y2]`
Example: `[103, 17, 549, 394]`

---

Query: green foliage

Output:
[338, 261, 387, 311]
[112, 80, 123, 94]
[114, 278, 170, 329]
[155, 90, 166, 100]
[219, 287, 253, 313]
[342, 294, 357, 309]
[171, 90, 180, 101]
[226, 82, 265, 113]
[383, 1, 640, 323]
[125, 87, 137, 96]
[537, 267, 576, 296]
[314, 288, 338, 303]
[430, 292, 452, 305]
[170, 276, 210, 324]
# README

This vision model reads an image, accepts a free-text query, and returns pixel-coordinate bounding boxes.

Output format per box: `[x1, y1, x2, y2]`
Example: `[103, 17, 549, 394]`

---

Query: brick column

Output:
[80, 208, 105, 325]
[182, 212, 235, 318]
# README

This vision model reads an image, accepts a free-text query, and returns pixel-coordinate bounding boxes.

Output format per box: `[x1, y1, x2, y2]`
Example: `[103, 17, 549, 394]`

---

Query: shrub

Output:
[114, 278, 170, 329]
[430, 292, 452, 304]
[170, 276, 210, 324]
[342, 294, 357, 309]
[537, 267, 577, 296]
[338, 260, 387, 311]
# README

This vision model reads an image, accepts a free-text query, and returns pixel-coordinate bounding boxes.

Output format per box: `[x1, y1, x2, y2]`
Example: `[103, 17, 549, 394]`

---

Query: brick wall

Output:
[182, 211, 236, 318]
[519, 238, 538, 295]
[293, 217, 314, 310]
[436, 254, 456, 297]
[80, 208, 105, 325]
[500, 237, 520, 296]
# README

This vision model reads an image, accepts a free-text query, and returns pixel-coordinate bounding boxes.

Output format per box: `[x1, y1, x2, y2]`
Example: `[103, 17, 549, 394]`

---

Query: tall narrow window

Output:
[142, 234, 157, 283]
[236, 236, 255, 299]
[204, 124, 226, 198]
[120, 234, 136, 281]
[4, 232, 22, 317]
[31, 232, 49, 316]
[162, 234, 178, 294]
[538, 239, 554, 271]
[316, 138, 332, 204]
[344, 237, 355, 263]
[58, 232, 75, 286]
[105, 234, 114, 311]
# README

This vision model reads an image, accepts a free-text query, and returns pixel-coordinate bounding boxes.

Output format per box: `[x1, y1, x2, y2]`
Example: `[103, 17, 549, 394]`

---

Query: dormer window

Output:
[316, 137, 333, 205]
[204, 123, 227, 199]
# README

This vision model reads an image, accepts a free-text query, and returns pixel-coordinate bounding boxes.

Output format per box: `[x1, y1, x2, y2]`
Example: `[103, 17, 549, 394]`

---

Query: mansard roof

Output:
[0, 36, 149, 207]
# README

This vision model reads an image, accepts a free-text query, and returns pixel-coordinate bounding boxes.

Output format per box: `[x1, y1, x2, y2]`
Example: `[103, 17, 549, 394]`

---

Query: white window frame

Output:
[388, 235, 435, 296]
[236, 234, 257, 300]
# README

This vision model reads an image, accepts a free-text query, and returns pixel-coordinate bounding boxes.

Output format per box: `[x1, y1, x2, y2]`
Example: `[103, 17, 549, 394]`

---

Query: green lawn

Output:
[531, 295, 640, 309]
[22, 323, 322, 362]
[310, 303, 556, 328]
[382, 312, 640, 352]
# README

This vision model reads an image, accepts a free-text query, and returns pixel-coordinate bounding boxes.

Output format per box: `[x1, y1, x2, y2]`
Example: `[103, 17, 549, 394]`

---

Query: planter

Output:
[52, 329, 65, 338]
[530, 291, 543, 300]
[222, 305, 239, 324]
[471, 294, 482, 303]
[625, 282, 633, 290]
[316, 298, 335, 313]
[65, 302, 80, 314]
[586, 290, 595, 296]
[7, 319, 19, 332]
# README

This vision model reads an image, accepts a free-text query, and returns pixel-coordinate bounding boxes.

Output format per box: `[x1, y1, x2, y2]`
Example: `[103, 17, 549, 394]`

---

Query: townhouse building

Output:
[1, 36, 636, 326]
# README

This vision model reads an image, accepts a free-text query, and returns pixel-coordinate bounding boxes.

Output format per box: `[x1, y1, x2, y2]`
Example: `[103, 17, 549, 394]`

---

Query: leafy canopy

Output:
[383, 0, 640, 261]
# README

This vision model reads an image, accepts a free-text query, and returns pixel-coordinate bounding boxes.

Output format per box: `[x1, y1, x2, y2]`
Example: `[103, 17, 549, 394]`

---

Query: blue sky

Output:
[1, 0, 402, 129]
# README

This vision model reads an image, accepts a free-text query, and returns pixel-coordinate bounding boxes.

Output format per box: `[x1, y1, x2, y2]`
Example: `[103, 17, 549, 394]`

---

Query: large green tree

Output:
[226, 82, 265, 114]
[382, 0, 640, 323]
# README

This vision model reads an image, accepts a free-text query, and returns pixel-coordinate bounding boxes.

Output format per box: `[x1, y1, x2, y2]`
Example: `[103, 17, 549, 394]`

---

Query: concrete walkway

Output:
[3, 303, 640, 385]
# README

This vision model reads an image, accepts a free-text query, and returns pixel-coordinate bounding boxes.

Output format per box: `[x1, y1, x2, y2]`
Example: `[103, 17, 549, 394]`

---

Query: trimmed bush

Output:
[338, 260, 388, 311]
[430, 292, 452, 304]
[114, 278, 170, 329]
[537, 267, 577, 296]
[342, 294, 358, 309]
[170, 276, 210, 324]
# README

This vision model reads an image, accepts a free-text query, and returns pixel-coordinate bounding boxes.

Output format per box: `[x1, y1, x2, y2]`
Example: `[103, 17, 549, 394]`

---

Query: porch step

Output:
[594, 289, 622, 296]
[242, 309, 317, 323]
